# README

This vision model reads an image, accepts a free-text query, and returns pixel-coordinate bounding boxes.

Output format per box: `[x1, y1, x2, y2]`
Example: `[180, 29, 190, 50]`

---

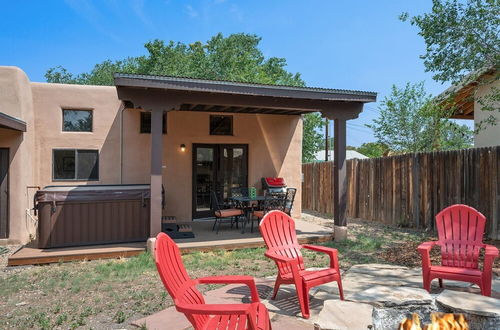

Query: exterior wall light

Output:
[180, 144, 186, 152]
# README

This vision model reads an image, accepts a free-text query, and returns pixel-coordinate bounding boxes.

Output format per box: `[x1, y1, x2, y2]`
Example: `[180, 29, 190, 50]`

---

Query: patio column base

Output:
[333, 225, 347, 241]
[147, 237, 157, 253]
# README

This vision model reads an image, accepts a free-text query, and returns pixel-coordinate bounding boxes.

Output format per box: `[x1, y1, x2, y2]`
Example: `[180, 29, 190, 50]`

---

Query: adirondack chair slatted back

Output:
[155, 233, 209, 328]
[435, 204, 486, 269]
[260, 210, 305, 275]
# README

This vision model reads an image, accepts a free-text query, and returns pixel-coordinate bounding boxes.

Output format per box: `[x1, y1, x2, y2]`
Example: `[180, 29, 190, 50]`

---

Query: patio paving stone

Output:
[314, 300, 373, 330]
[436, 290, 500, 317]
[346, 285, 433, 307]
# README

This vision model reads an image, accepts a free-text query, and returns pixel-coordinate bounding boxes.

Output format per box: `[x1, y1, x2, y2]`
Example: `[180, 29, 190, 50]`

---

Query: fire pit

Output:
[313, 264, 499, 330]
[399, 313, 468, 330]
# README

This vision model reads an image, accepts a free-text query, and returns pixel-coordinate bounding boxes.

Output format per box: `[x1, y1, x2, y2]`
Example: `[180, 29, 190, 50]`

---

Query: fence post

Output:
[412, 153, 420, 228]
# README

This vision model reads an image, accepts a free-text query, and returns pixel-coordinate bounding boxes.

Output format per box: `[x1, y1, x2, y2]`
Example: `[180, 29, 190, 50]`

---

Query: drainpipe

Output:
[119, 102, 127, 184]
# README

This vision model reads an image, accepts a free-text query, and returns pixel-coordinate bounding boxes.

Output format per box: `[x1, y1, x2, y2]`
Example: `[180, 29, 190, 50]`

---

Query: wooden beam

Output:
[150, 108, 164, 236]
[333, 118, 348, 240]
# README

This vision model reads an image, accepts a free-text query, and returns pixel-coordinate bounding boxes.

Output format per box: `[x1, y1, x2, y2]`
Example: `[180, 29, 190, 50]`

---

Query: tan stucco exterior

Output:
[474, 78, 500, 148]
[0, 66, 303, 244]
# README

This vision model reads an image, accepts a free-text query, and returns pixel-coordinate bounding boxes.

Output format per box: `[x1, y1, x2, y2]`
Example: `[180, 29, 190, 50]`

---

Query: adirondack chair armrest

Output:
[175, 302, 254, 315]
[302, 244, 339, 269]
[417, 241, 438, 253]
[484, 244, 499, 258]
[197, 276, 261, 303]
[418, 241, 438, 269]
[264, 251, 296, 263]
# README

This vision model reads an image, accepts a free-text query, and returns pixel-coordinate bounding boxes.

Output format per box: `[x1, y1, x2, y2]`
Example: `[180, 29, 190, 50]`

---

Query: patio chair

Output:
[155, 232, 272, 330]
[282, 188, 297, 216]
[251, 192, 285, 232]
[418, 204, 499, 296]
[259, 210, 344, 319]
[230, 187, 248, 209]
[211, 191, 243, 234]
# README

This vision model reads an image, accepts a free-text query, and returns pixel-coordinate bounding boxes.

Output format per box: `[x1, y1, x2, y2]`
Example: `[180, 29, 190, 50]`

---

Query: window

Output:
[53, 149, 99, 181]
[210, 115, 233, 135]
[63, 110, 93, 132]
[140, 112, 167, 134]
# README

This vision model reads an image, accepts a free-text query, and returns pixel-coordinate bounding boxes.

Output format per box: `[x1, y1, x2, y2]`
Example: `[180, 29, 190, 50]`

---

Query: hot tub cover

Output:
[35, 184, 151, 203]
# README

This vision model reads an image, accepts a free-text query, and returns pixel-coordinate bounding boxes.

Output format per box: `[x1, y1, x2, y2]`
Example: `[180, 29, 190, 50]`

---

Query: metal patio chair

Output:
[211, 190, 243, 234]
[282, 188, 297, 216]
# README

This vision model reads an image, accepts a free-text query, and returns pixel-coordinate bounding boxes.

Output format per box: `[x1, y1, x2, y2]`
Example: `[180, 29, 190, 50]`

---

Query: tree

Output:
[45, 33, 323, 161]
[367, 82, 472, 153]
[302, 113, 324, 163]
[401, 0, 500, 130]
[356, 142, 389, 158]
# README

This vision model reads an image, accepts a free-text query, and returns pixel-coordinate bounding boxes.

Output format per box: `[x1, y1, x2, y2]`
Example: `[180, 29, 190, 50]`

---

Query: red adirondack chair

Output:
[418, 204, 499, 296]
[259, 210, 344, 319]
[155, 233, 271, 330]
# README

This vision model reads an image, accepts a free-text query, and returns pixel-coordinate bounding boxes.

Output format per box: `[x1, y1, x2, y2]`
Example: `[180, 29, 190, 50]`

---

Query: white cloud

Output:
[185, 4, 199, 18]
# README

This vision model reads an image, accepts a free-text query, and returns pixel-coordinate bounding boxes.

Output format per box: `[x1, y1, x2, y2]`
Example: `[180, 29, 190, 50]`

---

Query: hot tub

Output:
[36, 184, 151, 248]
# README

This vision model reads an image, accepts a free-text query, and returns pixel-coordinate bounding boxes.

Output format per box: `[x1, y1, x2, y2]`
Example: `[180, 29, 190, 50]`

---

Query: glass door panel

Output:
[221, 146, 248, 200]
[192, 144, 248, 219]
[193, 146, 215, 218]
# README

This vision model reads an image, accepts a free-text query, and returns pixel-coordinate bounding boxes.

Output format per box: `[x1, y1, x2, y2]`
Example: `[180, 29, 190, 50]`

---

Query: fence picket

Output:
[302, 146, 500, 238]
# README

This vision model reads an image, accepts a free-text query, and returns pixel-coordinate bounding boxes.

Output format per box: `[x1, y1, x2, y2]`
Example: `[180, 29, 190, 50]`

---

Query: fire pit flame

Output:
[399, 312, 469, 330]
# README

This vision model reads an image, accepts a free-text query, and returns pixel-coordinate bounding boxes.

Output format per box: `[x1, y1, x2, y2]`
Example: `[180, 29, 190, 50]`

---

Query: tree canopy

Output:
[46, 33, 324, 162]
[401, 0, 499, 130]
[368, 82, 473, 153]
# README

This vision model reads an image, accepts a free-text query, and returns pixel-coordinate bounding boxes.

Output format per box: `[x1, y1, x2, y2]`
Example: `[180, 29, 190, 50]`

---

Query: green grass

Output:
[0, 221, 432, 329]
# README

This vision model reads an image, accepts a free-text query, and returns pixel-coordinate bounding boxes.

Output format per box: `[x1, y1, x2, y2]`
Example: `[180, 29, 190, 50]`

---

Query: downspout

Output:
[119, 102, 127, 184]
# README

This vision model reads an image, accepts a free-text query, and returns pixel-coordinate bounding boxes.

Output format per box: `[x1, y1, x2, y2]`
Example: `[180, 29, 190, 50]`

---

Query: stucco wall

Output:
[31, 83, 302, 222]
[122, 109, 303, 220]
[31, 83, 123, 187]
[474, 78, 500, 148]
[0, 66, 303, 243]
[0, 67, 36, 244]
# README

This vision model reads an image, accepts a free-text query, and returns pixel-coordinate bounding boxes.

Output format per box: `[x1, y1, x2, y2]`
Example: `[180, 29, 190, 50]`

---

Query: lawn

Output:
[1, 217, 491, 330]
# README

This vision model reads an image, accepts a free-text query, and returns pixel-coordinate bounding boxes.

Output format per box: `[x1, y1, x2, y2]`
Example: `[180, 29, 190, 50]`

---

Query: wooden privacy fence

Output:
[302, 146, 500, 239]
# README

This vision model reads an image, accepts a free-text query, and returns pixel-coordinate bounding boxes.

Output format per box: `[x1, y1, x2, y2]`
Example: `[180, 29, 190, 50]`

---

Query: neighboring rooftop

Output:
[314, 149, 368, 162]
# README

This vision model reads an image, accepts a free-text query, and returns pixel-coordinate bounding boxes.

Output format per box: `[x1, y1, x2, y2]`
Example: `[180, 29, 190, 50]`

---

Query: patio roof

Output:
[113, 73, 377, 241]
[114, 73, 377, 116]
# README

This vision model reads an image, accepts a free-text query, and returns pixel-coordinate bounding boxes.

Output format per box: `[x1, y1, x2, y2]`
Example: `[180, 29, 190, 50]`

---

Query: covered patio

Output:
[8, 217, 332, 266]
[114, 74, 377, 241]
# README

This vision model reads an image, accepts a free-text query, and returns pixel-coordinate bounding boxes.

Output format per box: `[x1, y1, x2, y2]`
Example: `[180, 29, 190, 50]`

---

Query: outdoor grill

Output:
[261, 177, 287, 194]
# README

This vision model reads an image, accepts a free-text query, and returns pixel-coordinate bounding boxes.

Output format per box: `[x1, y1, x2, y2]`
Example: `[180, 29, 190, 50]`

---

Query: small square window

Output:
[140, 112, 167, 134]
[63, 110, 92, 132]
[53, 149, 99, 181]
[210, 115, 233, 135]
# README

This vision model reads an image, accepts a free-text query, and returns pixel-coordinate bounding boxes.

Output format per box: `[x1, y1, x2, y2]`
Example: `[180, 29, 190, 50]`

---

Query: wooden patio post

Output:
[150, 108, 163, 236]
[321, 103, 364, 242]
[333, 118, 347, 241]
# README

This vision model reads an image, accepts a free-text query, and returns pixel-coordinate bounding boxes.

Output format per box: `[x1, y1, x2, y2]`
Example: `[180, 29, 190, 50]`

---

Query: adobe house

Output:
[440, 68, 499, 147]
[0, 66, 376, 245]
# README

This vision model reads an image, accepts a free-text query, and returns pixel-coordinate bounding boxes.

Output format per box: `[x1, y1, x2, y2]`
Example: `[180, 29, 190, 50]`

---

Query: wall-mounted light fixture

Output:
[180, 144, 186, 152]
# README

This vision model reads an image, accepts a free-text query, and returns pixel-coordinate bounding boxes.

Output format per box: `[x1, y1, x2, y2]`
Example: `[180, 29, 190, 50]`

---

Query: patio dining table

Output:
[229, 195, 266, 234]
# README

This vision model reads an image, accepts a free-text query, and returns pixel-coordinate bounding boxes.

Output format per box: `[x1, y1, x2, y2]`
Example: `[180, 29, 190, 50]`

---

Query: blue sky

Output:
[0, 0, 460, 146]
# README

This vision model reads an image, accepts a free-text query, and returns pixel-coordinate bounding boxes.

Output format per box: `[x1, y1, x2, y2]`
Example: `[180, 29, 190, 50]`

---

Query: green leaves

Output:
[368, 82, 472, 153]
[45, 33, 305, 88]
[302, 113, 324, 163]
[405, 0, 499, 84]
